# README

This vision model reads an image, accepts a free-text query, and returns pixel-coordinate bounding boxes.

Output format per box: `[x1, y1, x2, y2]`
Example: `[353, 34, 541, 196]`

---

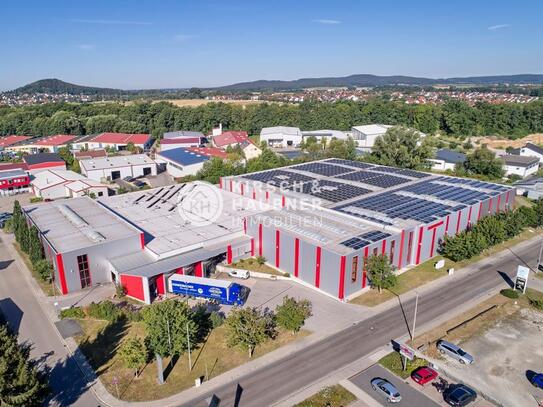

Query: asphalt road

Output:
[0, 235, 99, 406]
[350, 365, 439, 406]
[184, 240, 537, 407]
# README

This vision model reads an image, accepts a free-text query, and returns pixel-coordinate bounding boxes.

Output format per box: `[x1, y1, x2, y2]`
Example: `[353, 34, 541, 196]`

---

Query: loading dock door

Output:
[111, 170, 121, 180]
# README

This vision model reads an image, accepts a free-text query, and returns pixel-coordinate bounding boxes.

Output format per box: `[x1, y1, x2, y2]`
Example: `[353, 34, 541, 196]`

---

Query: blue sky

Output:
[1, 0, 542, 90]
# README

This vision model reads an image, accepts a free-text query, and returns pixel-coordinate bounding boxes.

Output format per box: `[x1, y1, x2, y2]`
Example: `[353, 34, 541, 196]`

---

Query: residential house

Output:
[520, 142, 543, 164]
[429, 149, 466, 171]
[260, 126, 302, 148]
[155, 147, 209, 178]
[502, 155, 539, 178]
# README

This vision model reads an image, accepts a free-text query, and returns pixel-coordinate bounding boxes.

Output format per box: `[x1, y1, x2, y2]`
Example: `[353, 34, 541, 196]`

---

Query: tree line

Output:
[1, 98, 543, 139]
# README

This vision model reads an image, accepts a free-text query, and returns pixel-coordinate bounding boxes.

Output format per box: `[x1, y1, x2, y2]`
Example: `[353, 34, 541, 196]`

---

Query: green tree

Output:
[224, 307, 275, 357]
[33, 260, 53, 282]
[142, 300, 197, 357]
[463, 147, 505, 179]
[275, 296, 312, 333]
[118, 337, 146, 377]
[370, 126, 433, 170]
[0, 324, 49, 406]
[367, 254, 397, 293]
[28, 226, 43, 265]
[471, 215, 506, 246]
[533, 199, 543, 227]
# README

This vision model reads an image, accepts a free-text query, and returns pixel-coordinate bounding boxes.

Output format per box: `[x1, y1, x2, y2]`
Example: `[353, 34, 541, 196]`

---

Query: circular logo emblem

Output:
[177, 182, 223, 226]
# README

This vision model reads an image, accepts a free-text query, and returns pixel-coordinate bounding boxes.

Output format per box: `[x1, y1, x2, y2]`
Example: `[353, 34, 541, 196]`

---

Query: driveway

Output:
[349, 365, 439, 407]
[218, 275, 367, 334]
[0, 192, 32, 212]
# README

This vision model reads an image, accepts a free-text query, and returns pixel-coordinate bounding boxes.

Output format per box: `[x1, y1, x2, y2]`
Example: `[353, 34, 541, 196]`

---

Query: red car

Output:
[411, 366, 438, 385]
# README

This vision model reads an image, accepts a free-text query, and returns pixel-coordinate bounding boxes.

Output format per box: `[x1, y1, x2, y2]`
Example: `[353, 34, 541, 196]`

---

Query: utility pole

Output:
[186, 321, 192, 371]
[537, 237, 543, 272]
[411, 291, 419, 341]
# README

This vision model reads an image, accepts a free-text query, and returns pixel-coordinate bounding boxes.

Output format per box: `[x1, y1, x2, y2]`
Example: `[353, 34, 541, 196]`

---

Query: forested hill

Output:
[218, 74, 543, 91]
[10, 79, 124, 96]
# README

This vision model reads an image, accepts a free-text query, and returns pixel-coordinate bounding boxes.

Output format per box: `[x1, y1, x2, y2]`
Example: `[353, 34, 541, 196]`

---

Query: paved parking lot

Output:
[219, 275, 367, 334]
[0, 192, 32, 212]
[349, 365, 440, 406]
[436, 307, 543, 407]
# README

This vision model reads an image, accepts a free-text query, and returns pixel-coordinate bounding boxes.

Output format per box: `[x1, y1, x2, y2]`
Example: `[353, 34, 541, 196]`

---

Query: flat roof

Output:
[79, 154, 155, 171]
[23, 153, 64, 165]
[24, 197, 140, 253]
[99, 182, 269, 258]
[156, 148, 209, 165]
[90, 133, 151, 145]
[0, 169, 27, 180]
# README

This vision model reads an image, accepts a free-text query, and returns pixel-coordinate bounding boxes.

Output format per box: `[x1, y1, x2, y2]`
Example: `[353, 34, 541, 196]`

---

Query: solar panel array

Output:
[324, 158, 375, 169]
[292, 162, 354, 176]
[340, 230, 391, 250]
[433, 176, 508, 192]
[359, 230, 391, 242]
[286, 180, 371, 203]
[336, 192, 457, 223]
[400, 180, 493, 205]
[371, 166, 431, 179]
[337, 170, 411, 188]
[243, 169, 314, 188]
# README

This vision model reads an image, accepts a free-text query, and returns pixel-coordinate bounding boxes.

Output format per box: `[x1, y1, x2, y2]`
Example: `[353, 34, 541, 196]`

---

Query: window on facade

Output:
[407, 232, 414, 263]
[351, 256, 358, 282]
[77, 254, 91, 289]
[373, 247, 378, 257]
[97, 191, 103, 197]
[389, 240, 395, 264]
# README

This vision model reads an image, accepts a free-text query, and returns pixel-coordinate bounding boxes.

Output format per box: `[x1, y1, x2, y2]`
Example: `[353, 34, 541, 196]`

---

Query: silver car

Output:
[371, 378, 402, 403]
[437, 340, 474, 365]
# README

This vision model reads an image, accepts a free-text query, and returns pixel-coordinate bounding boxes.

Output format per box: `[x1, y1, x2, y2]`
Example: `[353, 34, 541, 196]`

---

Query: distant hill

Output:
[218, 74, 543, 91]
[10, 78, 124, 96]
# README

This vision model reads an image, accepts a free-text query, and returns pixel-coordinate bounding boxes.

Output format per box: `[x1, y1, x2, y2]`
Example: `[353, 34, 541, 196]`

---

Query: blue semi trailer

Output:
[168, 274, 248, 305]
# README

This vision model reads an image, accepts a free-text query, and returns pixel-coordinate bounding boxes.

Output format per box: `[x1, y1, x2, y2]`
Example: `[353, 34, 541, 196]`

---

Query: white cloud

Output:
[173, 34, 195, 43]
[70, 19, 152, 25]
[313, 19, 341, 25]
[488, 24, 510, 31]
[76, 44, 95, 50]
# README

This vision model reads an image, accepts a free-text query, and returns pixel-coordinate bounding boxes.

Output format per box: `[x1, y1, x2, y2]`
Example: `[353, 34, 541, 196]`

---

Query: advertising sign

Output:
[399, 343, 415, 361]
[515, 265, 530, 294]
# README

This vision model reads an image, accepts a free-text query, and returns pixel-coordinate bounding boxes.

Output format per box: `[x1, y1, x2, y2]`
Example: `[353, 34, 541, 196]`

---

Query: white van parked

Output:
[228, 269, 250, 279]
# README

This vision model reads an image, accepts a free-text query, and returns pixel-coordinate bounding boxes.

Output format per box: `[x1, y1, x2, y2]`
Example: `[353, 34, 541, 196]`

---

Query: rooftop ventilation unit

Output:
[57, 204, 88, 228]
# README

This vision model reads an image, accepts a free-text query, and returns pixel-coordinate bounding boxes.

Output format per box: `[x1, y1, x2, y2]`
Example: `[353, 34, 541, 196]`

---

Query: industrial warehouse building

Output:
[24, 158, 513, 303]
[221, 158, 513, 300]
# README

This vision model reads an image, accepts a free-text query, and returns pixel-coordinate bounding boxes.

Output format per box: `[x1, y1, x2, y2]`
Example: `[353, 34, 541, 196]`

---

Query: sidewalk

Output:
[5, 230, 542, 407]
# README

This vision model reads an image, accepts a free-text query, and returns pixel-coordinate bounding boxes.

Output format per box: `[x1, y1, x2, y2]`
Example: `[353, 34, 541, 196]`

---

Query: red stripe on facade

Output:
[497, 195, 501, 213]
[338, 256, 346, 300]
[240, 183, 244, 196]
[467, 206, 473, 226]
[175, 267, 184, 274]
[219, 177, 222, 189]
[381, 239, 386, 255]
[252, 190, 256, 200]
[362, 247, 369, 288]
[488, 198, 493, 214]
[194, 262, 203, 277]
[250, 238, 255, 256]
[415, 226, 424, 265]
[456, 210, 462, 234]
[505, 191, 510, 209]
[477, 202, 483, 221]
[56, 253, 68, 295]
[315, 247, 321, 288]
[265, 191, 269, 202]
[140, 233, 145, 249]
[229, 180, 233, 192]
[258, 224, 263, 256]
[430, 227, 438, 257]
[275, 230, 280, 268]
[294, 238, 300, 278]
[445, 215, 450, 235]
[156, 274, 165, 295]
[243, 218, 247, 234]
[120, 274, 144, 301]
[282, 196, 286, 208]
[227, 245, 233, 264]
[427, 220, 444, 230]
[397, 230, 405, 268]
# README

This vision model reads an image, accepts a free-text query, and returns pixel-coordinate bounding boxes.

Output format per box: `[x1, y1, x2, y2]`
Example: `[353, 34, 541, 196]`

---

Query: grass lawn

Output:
[227, 258, 287, 276]
[378, 352, 428, 379]
[294, 384, 357, 407]
[76, 318, 308, 401]
[535, 272, 543, 280]
[13, 242, 59, 297]
[350, 227, 542, 307]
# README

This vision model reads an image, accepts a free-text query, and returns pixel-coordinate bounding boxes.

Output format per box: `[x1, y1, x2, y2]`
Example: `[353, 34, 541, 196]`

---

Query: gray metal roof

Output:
[435, 149, 466, 164]
[163, 130, 204, 139]
[523, 142, 543, 156]
[502, 154, 539, 167]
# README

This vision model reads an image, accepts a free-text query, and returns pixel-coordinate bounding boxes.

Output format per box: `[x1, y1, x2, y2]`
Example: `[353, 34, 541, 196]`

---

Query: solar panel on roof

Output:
[291, 162, 354, 176]
[324, 158, 375, 169]
[340, 237, 371, 250]
[369, 166, 431, 178]
[243, 169, 314, 188]
[286, 179, 371, 203]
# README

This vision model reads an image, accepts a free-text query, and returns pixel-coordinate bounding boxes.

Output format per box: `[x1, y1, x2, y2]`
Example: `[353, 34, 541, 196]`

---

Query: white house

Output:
[260, 126, 302, 148]
[351, 124, 392, 150]
[513, 177, 543, 199]
[79, 154, 157, 182]
[520, 142, 543, 164]
[154, 147, 209, 178]
[240, 140, 262, 160]
[502, 155, 539, 178]
[429, 149, 466, 171]
[32, 170, 109, 200]
[300, 130, 348, 143]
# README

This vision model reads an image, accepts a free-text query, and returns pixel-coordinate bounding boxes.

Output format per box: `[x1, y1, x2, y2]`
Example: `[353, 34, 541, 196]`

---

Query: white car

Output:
[228, 269, 250, 279]
[371, 378, 402, 403]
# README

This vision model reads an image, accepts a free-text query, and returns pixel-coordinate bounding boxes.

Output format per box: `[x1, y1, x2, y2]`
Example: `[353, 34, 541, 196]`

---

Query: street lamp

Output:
[411, 291, 419, 341]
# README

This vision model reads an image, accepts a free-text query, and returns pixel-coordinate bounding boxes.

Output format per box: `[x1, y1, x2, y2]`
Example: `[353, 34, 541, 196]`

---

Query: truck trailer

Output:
[168, 274, 248, 305]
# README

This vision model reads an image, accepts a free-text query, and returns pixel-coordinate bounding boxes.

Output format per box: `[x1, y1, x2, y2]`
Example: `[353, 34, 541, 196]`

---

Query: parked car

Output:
[411, 366, 438, 385]
[444, 384, 477, 406]
[530, 372, 543, 388]
[228, 269, 250, 279]
[123, 176, 135, 182]
[437, 340, 474, 364]
[133, 180, 147, 188]
[370, 378, 401, 403]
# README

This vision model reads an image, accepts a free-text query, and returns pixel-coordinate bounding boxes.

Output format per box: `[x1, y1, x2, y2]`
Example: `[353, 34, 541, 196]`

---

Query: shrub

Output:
[529, 298, 543, 310]
[500, 288, 519, 299]
[123, 308, 143, 322]
[275, 296, 312, 332]
[86, 300, 121, 321]
[256, 256, 266, 266]
[115, 283, 126, 298]
[210, 311, 224, 329]
[60, 307, 85, 319]
[29, 197, 43, 203]
[33, 260, 53, 282]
